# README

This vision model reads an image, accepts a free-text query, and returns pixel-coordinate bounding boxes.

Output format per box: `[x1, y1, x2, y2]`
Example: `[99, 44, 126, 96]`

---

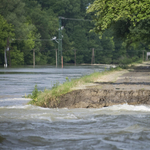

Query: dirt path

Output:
[73, 69, 129, 90]
[82, 61, 150, 91]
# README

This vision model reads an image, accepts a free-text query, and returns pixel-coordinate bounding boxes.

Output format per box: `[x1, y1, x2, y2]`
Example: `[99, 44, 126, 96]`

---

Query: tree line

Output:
[0, 0, 148, 66]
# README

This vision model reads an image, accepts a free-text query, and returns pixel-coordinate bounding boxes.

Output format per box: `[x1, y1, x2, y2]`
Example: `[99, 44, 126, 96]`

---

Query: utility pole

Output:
[55, 49, 57, 68]
[9, 50, 11, 67]
[58, 17, 63, 67]
[61, 56, 63, 68]
[33, 49, 35, 67]
[143, 50, 144, 61]
[91, 48, 95, 64]
[74, 49, 76, 66]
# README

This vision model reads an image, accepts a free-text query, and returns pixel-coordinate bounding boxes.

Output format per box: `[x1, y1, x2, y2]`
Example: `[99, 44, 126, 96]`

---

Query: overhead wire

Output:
[60, 17, 92, 22]
[11, 16, 145, 56]
[11, 39, 55, 41]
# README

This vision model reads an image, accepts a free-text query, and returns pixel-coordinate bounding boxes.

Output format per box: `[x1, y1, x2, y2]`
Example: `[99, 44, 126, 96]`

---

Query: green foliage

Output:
[87, 0, 150, 50]
[66, 77, 70, 82]
[0, 0, 28, 38]
[0, 15, 14, 64]
[31, 85, 39, 100]
[87, 0, 150, 64]
[0, 0, 147, 66]
[87, 0, 150, 35]
[10, 47, 24, 66]
[52, 82, 60, 89]
[26, 85, 41, 103]
[27, 84, 42, 102]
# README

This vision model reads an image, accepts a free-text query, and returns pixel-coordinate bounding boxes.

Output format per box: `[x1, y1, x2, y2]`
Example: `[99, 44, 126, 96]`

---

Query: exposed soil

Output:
[46, 62, 150, 108]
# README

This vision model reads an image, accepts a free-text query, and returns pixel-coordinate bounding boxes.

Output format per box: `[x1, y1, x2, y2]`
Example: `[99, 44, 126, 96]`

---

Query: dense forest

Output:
[0, 0, 148, 66]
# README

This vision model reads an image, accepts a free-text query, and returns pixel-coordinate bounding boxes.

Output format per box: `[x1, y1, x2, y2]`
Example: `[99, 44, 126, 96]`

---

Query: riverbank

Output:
[29, 61, 150, 108]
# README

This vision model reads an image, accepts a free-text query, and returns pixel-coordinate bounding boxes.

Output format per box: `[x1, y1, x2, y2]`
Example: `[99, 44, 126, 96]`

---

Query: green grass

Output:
[27, 66, 122, 107]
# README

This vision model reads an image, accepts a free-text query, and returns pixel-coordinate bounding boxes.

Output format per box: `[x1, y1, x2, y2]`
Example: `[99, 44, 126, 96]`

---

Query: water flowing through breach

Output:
[0, 66, 150, 149]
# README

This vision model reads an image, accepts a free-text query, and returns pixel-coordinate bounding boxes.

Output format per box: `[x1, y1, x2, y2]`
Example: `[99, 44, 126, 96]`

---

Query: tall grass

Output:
[27, 67, 122, 107]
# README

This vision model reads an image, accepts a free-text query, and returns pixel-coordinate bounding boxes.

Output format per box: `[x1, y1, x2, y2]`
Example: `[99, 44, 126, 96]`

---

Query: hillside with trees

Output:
[0, 0, 148, 66]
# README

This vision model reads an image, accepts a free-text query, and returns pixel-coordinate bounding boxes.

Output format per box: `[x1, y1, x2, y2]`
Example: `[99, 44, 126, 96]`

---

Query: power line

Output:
[12, 39, 54, 41]
[59, 17, 92, 22]
[32, 48, 145, 53]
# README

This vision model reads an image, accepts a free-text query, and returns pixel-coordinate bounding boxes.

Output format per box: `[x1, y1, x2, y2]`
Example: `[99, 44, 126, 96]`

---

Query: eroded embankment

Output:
[43, 62, 150, 108]
[44, 89, 150, 108]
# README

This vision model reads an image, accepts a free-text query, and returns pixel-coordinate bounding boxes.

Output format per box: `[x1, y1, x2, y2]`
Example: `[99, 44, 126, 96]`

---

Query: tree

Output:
[0, 15, 14, 65]
[87, 0, 150, 36]
[87, 0, 150, 63]
[0, 0, 39, 66]
[23, 0, 59, 64]
[0, 0, 27, 38]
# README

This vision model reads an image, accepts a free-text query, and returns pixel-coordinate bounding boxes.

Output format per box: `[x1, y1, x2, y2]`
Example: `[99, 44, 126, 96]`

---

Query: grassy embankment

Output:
[27, 66, 124, 107]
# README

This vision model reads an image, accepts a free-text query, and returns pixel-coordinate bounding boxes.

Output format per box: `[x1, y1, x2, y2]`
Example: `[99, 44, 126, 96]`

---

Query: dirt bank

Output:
[46, 62, 150, 108]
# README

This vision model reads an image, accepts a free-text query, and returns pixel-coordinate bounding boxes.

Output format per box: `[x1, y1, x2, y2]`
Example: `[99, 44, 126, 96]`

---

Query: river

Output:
[0, 65, 150, 150]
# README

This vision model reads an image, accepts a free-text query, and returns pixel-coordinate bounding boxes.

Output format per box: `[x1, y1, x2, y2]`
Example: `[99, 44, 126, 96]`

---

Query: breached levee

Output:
[44, 89, 150, 108]
[28, 62, 150, 108]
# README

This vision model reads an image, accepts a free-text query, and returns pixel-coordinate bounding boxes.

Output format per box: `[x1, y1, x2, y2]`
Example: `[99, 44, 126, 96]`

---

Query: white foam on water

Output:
[0, 103, 51, 110]
[1, 103, 150, 122]
[104, 104, 150, 112]
[0, 104, 33, 109]
[0, 103, 149, 112]
[0, 98, 31, 101]
[56, 113, 78, 120]
[71, 104, 150, 117]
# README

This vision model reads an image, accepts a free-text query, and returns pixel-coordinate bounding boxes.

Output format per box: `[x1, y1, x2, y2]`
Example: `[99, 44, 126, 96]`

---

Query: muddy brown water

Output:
[0, 65, 150, 150]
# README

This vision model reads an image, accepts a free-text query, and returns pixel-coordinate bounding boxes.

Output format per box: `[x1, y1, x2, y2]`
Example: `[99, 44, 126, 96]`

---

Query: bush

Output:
[10, 47, 24, 66]
[31, 85, 39, 99]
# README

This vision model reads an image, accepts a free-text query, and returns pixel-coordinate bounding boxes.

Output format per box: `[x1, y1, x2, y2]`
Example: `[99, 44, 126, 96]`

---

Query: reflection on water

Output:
[0, 65, 106, 100]
[0, 65, 150, 149]
[0, 66, 106, 99]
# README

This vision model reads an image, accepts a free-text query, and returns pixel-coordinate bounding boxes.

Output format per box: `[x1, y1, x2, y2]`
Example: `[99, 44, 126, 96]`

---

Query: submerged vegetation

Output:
[0, 135, 5, 143]
[27, 67, 123, 107]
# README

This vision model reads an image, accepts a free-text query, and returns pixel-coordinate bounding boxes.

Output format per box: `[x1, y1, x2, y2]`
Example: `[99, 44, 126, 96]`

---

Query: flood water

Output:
[0, 65, 150, 150]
